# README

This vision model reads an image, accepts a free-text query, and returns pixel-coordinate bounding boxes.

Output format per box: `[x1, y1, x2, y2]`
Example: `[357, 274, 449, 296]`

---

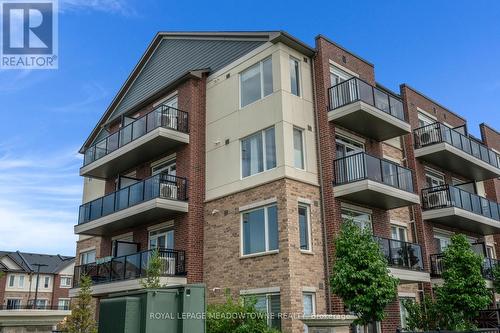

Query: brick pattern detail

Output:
[204, 178, 326, 333]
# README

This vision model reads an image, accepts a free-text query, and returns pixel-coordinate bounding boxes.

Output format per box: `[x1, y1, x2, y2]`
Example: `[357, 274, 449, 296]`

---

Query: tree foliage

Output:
[63, 275, 98, 333]
[140, 248, 165, 289]
[207, 293, 279, 333]
[403, 234, 491, 331]
[330, 219, 398, 326]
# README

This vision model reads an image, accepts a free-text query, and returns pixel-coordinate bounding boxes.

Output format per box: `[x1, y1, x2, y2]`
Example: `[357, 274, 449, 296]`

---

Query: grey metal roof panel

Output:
[109, 38, 266, 121]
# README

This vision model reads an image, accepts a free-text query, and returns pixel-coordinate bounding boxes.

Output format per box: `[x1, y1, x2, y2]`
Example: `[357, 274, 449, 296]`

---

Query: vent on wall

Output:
[342, 55, 347, 63]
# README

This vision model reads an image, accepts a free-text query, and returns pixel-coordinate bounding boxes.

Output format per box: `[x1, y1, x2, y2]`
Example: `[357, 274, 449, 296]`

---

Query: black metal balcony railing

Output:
[375, 236, 424, 271]
[327, 77, 406, 121]
[333, 152, 414, 193]
[83, 105, 189, 166]
[430, 253, 500, 279]
[422, 185, 500, 222]
[414, 123, 500, 169]
[78, 173, 188, 225]
[73, 248, 186, 288]
[0, 304, 70, 311]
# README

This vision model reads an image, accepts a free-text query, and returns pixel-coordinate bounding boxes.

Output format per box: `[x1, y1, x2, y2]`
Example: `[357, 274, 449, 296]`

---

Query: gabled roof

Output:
[80, 31, 314, 152]
[0, 251, 75, 274]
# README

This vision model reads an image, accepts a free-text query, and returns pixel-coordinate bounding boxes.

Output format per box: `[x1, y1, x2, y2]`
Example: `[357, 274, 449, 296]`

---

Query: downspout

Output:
[311, 55, 332, 314]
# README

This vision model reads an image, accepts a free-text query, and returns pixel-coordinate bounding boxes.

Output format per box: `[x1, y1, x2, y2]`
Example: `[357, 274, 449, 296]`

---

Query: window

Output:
[152, 158, 176, 176]
[341, 208, 372, 231]
[80, 250, 96, 265]
[43, 276, 50, 289]
[330, 65, 351, 87]
[434, 232, 451, 253]
[399, 297, 415, 329]
[246, 293, 281, 330]
[60, 276, 72, 288]
[6, 299, 21, 310]
[391, 225, 407, 242]
[293, 127, 305, 169]
[8, 275, 15, 287]
[241, 127, 276, 178]
[487, 246, 496, 259]
[240, 57, 273, 107]
[18, 275, 25, 288]
[58, 298, 70, 310]
[303, 293, 315, 315]
[298, 205, 311, 251]
[289, 57, 300, 96]
[242, 205, 278, 255]
[33, 299, 47, 309]
[149, 228, 174, 250]
[335, 135, 364, 158]
[425, 169, 445, 187]
[418, 112, 435, 127]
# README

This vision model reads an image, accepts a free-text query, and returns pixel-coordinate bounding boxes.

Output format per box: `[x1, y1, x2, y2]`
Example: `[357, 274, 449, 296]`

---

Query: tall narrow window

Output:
[240, 57, 273, 107]
[298, 205, 310, 251]
[242, 205, 278, 255]
[290, 57, 300, 96]
[18, 275, 24, 288]
[241, 127, 276, 178]
[303, 293, 315, 315]
[293, 127, 305, 169]
[44, 276, 50, 289]
[391, 225, 407, 242]
[8, 275, 15, 287]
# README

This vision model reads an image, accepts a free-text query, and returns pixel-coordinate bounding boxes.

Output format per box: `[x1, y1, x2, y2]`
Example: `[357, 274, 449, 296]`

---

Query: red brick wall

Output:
[0, 273, 6, 306]
[50, 274, 70, 306]
[313, 36, 391, 315]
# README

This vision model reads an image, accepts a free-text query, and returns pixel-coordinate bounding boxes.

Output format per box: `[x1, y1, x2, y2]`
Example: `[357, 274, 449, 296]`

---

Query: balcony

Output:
[414, 123, 500, 181]
[376, 236, 429, 283]
[70, 248, 186, 296]
[327, 78, 410, 141]
[430, 253, 500, 281]
[75, 173, 188, 236]
[422, 185, 500, 235]
[333, 152, 420, 209]
[80, 105, 189, 179]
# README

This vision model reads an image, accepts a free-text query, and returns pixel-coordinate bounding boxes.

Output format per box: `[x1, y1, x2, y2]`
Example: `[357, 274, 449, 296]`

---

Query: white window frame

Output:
[8, 275, 15, 287]
[335, 134, 365, 157]
[148, 227, 175, 250]
[151, 155, 176, 176]
[244, 292, 281, 328]
[425, 168, 445, 187]
[58, 298, 70, 310]
[289, 56, 301, 97]
[240, 204, 279, 257]
[298, 204, 312, 252]
[60, 276, 72, 288]
[391, 225, 408, 242]
[18, 275, 25, 288]
[240, 127, 276, 179]
[341, 207, 372, 232]
[6, 298, 21, 309]
[80, 249, 96, 265]
[399, 296, 416, 329]
[417, 110, 436, 127]
[293, 127, 306, 170]
[43, 276, 51, 289]
[239, 57, 273, 108]
[329, 65, 352, 87]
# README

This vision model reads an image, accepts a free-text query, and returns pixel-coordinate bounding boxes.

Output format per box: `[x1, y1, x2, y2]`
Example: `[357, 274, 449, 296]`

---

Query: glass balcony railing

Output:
[375, 236, 424, 271]
[422, 185, 500, 222]
[73, 248, 186, 287]
[327, 77, 405, 121]
[430, 253, 500, 280]
[333, 152, 414, 193]
[414, 122, 500, 169]
[78, 173, 188, 225]
[83, 105, 189, 166]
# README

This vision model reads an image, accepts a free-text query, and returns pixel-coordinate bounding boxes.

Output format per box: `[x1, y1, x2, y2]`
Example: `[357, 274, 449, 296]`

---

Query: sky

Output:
[0, 0, 499, 256]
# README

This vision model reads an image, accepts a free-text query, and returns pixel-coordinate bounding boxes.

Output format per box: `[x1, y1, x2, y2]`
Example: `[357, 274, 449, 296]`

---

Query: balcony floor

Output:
[415, 142, 500, 181]
[75, 198, 188, 236]
[80, 127, 189, 179]
[69, 276, 187, 297]
[328, 101, 411, 141]
[333, 180, 420, 209]
[422, 207, 500, 235]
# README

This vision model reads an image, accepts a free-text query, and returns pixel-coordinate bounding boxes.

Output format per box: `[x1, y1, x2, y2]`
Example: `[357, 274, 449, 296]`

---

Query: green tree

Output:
[401, 297, 441, 331]
[64, 275, 97, 333]
[140, 248, 165, 289]
[330, 219, 398, 328]
[435, 234, 491, 330]
[207, 293, 279, 333]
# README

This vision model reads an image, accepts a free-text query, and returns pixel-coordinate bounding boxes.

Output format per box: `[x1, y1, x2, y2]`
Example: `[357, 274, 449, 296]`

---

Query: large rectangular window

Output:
[60, 276, 72, 288]
[240, 57, 273, 107]
[242, 205, 278, 255]
[341, 208, 372, 231]
[241, 127, 276, 178]
[293, 127, 305, 169]
[298, 205, 310, 251]
[290, 57, 300, 96]
[6, 299, 21, 310]
[246, 293, 281, 330]
[80, 250, 96, 265]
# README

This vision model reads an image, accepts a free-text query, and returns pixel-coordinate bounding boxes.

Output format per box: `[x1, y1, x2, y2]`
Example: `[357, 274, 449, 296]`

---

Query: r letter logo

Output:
[0, 0, 58, 69]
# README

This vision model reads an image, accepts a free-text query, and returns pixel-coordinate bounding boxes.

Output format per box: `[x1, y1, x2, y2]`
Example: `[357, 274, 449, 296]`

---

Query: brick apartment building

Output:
[70, 31, 500, 332]
[0, 251, 74, 332]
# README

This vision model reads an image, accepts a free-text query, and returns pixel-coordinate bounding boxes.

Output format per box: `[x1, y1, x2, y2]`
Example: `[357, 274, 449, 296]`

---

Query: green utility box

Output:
[98, 284, 206, 333]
